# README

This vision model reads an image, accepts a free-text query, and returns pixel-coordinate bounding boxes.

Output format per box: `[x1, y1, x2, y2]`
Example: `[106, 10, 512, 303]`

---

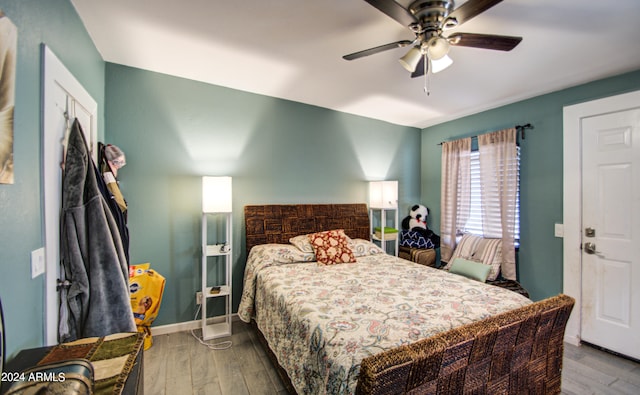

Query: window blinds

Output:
[460, 147, 520, 245]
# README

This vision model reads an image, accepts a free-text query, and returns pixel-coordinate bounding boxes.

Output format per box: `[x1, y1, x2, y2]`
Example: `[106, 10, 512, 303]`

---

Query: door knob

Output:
[584, 242, 601, 255]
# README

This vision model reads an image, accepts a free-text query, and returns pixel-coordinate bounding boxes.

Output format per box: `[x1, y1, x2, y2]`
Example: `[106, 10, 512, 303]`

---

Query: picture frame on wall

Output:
[0, 9, 17, 184]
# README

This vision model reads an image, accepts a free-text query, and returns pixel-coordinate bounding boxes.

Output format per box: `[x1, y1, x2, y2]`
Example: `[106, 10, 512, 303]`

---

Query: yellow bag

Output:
[129, 264, 165, 350]
[129, 262, 150, 278]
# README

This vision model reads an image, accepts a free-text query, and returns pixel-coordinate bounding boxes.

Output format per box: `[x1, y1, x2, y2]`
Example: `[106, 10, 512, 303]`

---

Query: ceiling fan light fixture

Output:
[431, 54, 453, 73]
[399, 46, 423, 72]
[426, 37, 450, 60]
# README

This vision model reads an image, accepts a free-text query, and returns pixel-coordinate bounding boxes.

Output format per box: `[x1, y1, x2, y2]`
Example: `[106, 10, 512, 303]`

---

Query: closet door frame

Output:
[42, 44, 97, 345]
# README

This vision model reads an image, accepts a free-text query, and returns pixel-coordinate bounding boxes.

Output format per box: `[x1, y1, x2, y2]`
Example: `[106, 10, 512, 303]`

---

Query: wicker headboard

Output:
[244, 204, 370, 253]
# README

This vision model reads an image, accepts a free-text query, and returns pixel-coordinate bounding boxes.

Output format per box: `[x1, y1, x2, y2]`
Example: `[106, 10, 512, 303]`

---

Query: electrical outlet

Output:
[196, 291, 203, 305]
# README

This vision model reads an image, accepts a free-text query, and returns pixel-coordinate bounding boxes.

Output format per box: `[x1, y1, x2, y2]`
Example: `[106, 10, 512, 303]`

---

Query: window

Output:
[461, 147, 521, 246]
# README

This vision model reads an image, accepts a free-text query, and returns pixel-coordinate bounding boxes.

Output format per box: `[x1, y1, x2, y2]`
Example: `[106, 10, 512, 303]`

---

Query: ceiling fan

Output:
[343, 0, 522, 77]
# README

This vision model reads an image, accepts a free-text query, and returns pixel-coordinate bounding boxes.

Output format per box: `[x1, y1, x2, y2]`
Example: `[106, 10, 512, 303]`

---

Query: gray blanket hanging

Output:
[59, 119, 135, 342]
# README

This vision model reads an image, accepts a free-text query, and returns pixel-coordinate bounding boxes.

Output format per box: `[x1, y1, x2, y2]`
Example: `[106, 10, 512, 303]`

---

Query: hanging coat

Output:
[59, 119, 135, 342]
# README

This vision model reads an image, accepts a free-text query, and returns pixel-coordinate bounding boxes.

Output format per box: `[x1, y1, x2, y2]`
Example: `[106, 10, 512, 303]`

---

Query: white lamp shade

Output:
[202, 176, 232, 213]
[369, 181, 398, 209]
[427, 37, 450, 60]
[398, 46, 422, 72]
[431, 54, 453, 73]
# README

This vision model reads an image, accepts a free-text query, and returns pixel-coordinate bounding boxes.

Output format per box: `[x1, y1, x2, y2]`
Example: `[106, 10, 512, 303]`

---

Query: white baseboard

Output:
[150, 314, 239, 336]
[564, 333, 581, 346]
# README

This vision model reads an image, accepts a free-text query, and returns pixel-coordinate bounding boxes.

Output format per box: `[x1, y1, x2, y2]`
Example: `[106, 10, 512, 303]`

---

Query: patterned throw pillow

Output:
[399, 229, 435, 249]
[308, 229, 356, 265]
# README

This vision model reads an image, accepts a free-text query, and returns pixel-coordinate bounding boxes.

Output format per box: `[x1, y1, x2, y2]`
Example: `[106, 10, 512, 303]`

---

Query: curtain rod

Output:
[437, 123, 534, 145]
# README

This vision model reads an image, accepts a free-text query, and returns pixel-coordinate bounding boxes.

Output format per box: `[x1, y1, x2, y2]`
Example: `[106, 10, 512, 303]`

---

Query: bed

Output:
[238, 204, 574, 394]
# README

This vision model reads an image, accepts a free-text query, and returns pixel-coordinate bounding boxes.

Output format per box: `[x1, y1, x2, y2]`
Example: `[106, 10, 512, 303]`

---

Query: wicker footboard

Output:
[356, 294, 575, 395]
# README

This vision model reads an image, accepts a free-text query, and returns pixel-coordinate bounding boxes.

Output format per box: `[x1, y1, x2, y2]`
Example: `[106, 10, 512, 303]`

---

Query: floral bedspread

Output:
[238, 241, 531, 394]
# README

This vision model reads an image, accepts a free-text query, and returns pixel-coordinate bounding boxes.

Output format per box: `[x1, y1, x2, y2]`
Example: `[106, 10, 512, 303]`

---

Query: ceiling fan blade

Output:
[445, 0, 503, 26]
[448, 32, 522, 51]
[411, 56, 427, 78]
[364, 0, 417, 27]
[343, 40, 413, 60]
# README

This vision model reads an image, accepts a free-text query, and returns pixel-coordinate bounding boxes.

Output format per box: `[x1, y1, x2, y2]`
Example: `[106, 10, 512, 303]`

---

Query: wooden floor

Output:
[144, 320, 640, 395]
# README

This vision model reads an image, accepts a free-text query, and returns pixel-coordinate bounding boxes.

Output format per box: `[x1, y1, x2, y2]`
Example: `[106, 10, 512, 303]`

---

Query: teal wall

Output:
[2, 0, 639, 361]
[0, 0, 105, 358]
[104, 63, 421, 326]
[421, 69, 640, 301]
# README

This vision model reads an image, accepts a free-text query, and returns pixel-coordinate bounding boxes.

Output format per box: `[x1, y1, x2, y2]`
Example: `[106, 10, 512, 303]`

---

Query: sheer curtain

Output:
[440, 138, 471, 262]
[478, 128, 518, 280]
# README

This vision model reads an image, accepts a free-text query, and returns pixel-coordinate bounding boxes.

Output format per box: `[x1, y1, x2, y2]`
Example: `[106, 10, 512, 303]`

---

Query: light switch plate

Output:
[31, 247, 45, 278]
[554, 223, 564, 238]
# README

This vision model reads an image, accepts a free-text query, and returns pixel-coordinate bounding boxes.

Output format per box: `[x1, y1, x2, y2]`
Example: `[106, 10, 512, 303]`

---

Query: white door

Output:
[580, 108, 640, 360]
[42, 45, 97, 345]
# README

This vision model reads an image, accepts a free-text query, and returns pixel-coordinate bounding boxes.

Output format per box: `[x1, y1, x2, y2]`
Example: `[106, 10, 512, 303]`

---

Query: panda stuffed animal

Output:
[409, 205, 428, 231]
[401, 204, 440, 248]
[401, 204, 428, 231]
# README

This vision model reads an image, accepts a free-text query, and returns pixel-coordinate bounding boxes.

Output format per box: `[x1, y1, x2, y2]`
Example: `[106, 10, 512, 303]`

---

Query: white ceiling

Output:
[71, 0, 640, 128]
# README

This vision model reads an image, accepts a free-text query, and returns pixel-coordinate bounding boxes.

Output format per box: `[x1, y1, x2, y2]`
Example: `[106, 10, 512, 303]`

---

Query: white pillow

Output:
[289, 234, 314, 253]
[348, 238, 384, 257]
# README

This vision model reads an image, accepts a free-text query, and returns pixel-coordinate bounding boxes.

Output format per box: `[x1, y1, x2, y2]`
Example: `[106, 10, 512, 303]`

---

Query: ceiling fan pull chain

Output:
[423, 54, 430, 96]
